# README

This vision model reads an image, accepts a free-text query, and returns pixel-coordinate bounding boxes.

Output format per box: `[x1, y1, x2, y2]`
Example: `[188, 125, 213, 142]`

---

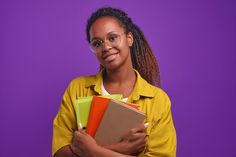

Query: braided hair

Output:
[86, 7, 161, 87]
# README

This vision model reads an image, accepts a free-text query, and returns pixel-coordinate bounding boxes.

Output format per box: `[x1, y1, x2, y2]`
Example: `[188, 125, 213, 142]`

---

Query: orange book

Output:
[86, 96, 111, 137]
[121, 101, 140, 110]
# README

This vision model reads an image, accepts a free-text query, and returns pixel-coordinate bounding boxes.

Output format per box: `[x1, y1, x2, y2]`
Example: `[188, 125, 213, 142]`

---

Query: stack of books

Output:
[73, 95, 146, 145]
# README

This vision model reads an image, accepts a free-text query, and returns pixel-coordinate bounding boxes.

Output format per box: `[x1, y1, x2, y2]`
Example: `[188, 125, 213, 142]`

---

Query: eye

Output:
[91, 40, 103, 48]
[108, 34, 119, 42]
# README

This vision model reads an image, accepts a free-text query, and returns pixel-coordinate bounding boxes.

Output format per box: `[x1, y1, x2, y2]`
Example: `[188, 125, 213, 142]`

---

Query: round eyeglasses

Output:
[89, 32, 126, 53]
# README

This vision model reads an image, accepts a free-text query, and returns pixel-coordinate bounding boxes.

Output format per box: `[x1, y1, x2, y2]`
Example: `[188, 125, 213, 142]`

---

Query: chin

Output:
[104, 62, 121, 71]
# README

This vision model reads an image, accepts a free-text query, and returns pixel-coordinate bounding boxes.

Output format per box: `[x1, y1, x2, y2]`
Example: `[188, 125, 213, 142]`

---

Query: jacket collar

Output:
[84, 69, 155, 100]
[129, 69, 155, 101]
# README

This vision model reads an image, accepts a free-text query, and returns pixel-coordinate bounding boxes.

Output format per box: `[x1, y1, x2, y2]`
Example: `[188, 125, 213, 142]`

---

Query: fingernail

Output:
[144, 122, 149, 128]
[78, 123, 83, 130]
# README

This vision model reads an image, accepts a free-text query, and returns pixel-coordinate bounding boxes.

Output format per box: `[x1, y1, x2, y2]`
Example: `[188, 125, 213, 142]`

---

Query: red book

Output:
[86, 96, 111, 137]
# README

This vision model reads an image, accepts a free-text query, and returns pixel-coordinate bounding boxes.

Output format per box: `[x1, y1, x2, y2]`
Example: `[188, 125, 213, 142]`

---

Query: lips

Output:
[102, 52, 119, 62]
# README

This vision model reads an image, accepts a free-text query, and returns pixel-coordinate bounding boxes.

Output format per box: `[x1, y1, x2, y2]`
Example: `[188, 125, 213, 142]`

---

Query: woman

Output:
[52, 7, 176, 157]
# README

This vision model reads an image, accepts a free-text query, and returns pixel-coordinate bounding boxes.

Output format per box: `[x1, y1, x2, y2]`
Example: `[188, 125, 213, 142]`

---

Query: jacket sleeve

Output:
[140, 91, 177, 157]
[52, 83, 77, 156]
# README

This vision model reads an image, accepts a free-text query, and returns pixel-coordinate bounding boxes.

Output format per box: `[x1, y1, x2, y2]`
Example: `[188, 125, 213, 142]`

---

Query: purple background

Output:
[1, 0, 236, 157]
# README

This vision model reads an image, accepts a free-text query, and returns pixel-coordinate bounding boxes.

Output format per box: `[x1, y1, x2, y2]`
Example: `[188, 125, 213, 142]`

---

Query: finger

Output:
[74, 131, 82, 142]
[127, 137, 146, 153]
[74, 131, 86, 141]
[136, 141, 146, 149]
[74, 130, 79, 137]
[76, 130, 87, 137]
[130, 134, 147, 147]
[137, 143, 146, 152]
[129, 125, 145, 135]
[131, 122, 149, 133]
[128, 132, 146, 142]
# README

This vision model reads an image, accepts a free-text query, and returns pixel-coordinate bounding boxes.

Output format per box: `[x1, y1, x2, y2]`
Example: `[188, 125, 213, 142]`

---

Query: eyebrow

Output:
[90, 31, 119, 42]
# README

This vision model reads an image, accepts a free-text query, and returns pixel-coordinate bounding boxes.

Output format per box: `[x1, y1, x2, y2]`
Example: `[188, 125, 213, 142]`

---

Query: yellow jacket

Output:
[52, 70, 177, 157]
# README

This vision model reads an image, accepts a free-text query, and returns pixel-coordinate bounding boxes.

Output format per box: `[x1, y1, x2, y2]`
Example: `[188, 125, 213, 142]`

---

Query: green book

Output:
[73, 94, 123, 129]
[73, 96, 93, 129]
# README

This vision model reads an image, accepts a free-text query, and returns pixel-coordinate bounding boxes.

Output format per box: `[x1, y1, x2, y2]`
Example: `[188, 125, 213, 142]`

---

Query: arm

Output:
[55, 124, 147, 157]
[52, 83, 78, 157]
[70, 129, 138, 157]
[141, 91, 177, 157]
[54, 145, 78, 157]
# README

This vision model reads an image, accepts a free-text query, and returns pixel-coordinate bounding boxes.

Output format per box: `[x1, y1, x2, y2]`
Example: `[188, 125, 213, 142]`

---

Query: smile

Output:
[102, 52, 119, 62]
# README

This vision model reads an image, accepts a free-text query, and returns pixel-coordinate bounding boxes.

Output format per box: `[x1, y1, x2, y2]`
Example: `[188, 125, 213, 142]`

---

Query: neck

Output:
[104, 65, 136, 85]
[102, 60, 137, 98]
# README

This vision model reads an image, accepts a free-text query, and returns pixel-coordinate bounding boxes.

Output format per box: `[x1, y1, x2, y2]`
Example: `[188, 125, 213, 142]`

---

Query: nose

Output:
[102, 40, 112, 51]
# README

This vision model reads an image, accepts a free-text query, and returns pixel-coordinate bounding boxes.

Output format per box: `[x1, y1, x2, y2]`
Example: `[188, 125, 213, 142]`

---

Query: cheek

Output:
[120, 44, 131, 56]
[119, 40, 131, 54]
[95, 53, 105, 65]
[95, 53, 101, 60]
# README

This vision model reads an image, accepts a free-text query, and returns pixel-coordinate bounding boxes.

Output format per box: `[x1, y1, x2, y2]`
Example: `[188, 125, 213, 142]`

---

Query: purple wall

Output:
[1, 0, 236, 157]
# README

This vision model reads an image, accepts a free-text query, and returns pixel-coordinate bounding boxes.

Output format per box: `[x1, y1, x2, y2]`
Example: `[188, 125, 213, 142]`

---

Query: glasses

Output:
[89, 32, 126, 53]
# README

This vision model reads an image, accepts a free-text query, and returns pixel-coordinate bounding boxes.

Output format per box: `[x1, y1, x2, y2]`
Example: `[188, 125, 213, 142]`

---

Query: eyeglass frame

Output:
[89, 31, 127, 53]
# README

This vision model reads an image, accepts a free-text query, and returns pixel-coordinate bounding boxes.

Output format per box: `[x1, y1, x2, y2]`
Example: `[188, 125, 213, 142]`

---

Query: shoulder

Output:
[139, 80, 171, 113]
[152, 86, 172, 113]
[70, 74, 97, 85]
[66, 74, 98, 92]
[153, 87, 170, 101]
[136, 73, 170, 103]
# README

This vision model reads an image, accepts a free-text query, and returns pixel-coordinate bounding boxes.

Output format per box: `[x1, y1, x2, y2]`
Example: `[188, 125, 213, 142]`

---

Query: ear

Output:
[127, 32, 133, 47]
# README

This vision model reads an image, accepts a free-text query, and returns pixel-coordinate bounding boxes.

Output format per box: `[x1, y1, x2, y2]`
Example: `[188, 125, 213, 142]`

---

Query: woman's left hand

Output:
[103, 123, 148, 155]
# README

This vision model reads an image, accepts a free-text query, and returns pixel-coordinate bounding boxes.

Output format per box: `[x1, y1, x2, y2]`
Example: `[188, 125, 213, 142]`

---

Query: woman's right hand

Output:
[104, 123, 149, 155]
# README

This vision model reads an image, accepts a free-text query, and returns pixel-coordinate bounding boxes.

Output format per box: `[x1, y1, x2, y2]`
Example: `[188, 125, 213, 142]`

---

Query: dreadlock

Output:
[86, 7, 161, 87]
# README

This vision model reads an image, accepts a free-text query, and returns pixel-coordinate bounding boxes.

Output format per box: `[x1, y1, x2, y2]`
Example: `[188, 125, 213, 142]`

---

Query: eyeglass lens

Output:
[90, 33, 122, 52]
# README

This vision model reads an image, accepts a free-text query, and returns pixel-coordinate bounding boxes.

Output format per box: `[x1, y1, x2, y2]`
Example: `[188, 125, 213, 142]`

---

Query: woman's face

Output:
[89, 17, 133, 71]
